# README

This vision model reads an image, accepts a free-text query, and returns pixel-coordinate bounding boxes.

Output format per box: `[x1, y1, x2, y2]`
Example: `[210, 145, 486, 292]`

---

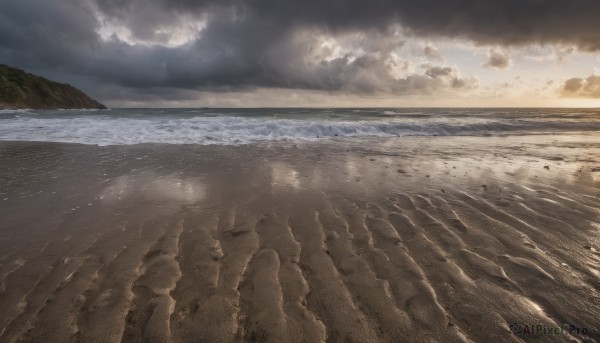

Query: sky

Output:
[2, 0, 600, 107]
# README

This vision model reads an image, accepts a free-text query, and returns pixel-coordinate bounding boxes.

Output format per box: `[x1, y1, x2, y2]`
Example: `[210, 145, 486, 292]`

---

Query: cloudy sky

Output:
[2, 0, 600, 107]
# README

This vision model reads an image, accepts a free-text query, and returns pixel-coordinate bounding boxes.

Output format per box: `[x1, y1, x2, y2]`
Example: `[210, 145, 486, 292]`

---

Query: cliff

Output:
[0, 64, 106, 109]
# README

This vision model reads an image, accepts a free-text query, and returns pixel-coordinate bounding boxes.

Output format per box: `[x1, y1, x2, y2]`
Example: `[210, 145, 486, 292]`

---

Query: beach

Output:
[0, 131, 599, 342]
[4, 0, 600, 339]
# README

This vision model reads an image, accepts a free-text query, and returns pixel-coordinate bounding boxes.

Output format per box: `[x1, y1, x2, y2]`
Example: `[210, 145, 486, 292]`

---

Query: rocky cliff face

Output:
[0, 64, 106, 109]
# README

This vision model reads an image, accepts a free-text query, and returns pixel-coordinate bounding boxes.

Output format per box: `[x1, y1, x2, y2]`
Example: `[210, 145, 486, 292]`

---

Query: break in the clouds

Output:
[2, 0, 600, 106]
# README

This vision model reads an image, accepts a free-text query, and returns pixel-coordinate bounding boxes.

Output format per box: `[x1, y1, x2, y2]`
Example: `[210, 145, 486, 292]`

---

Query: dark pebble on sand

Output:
[397, 169, 405, 173]
[441, 189, 446, 193]
[584, 245, 592, 250]
[544, 165, 550, 169]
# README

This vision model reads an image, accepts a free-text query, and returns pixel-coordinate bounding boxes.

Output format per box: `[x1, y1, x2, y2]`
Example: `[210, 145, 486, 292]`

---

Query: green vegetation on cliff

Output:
[0, 64, 106, 109]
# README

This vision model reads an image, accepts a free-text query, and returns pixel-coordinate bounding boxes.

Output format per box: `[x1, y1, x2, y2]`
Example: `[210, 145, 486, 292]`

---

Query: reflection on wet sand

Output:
[101, 174, 206, 205]
[269, 163, 301, 190]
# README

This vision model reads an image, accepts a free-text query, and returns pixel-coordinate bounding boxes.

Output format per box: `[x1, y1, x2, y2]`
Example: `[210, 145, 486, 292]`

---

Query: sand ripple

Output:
[0, 137, 599, 342]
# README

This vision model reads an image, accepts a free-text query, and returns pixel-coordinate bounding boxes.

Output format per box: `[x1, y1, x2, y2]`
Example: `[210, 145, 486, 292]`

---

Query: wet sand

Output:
[0, 135, 599, 342]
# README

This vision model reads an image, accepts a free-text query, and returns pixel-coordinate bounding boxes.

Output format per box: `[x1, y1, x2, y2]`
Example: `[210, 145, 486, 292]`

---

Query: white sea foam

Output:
[0, 109, 34, 114]
[0, 111, 599, 146]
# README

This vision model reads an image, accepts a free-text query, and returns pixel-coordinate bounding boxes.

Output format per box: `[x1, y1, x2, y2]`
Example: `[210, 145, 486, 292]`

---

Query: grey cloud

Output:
[91, 0, 600, 50]
[425, 66, 455, 78]
[562, 75, 600, 97]
[2, 0, 599, 103]
[0, 0, 99, 69]
[556, 47, 576, 64]
[2, 0, 476, 97]
[423, 46, 443, 61]
[483, 49, 511, 69]
[563, 78, 584, 93]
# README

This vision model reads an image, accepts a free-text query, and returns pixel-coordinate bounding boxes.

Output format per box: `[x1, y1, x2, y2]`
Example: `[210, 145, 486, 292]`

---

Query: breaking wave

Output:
[1, 110, 599, 145]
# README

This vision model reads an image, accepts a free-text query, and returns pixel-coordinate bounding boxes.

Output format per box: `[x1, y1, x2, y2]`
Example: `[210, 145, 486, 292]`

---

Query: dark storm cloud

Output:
[0, 0, 99, 68]
[91, 0, 600, 49]
[2, 0, 600, 102]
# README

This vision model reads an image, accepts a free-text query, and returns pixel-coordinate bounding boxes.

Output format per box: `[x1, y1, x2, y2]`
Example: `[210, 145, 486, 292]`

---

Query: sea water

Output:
[0, 108, 599, 146]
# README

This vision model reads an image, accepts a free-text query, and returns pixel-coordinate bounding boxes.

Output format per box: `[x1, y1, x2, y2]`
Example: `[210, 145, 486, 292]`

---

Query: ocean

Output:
[1, 108, 599, 146]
